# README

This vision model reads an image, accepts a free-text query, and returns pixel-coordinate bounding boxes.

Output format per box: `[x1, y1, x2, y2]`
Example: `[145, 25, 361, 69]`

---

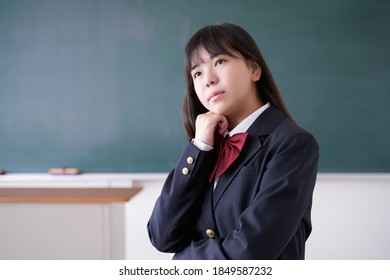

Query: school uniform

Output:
[147, 104, 319, 259]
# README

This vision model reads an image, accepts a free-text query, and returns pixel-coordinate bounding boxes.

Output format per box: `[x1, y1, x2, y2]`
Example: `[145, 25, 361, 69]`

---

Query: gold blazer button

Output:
[206, 229, 215, 238]
[187, 156, 194, 164]
[182, 167, 189, 175]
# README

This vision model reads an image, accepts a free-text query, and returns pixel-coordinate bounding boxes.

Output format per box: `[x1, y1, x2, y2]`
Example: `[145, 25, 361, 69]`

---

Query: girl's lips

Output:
[208, 91, 225, 101]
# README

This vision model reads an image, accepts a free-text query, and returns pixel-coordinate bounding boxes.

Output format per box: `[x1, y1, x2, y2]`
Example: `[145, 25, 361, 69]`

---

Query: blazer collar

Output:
[212, 105, 286, 209]
[247, 105, 286, 138]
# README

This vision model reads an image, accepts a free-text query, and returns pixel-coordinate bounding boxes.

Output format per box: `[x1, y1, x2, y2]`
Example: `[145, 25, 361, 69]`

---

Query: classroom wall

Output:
[1, 173, 389, 260]
[307, 174, 390, 259]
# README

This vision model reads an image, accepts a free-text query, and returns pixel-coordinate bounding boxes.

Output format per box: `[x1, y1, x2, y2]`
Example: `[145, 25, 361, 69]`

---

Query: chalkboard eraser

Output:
[0, 169, 5, 175]
[49, 168, 81, 175]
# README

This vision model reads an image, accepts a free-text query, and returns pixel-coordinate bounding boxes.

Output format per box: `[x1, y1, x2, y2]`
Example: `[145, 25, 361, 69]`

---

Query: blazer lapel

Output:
[212, 133, 262, 208]
[212, 106, 286, 209]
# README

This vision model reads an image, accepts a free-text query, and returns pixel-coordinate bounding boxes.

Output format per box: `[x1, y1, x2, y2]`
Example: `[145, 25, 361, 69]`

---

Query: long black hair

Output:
[183, 22, 294, 139]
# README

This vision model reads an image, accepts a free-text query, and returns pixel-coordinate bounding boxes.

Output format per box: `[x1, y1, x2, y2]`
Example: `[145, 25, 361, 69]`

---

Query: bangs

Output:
[185, 25, 237, 72]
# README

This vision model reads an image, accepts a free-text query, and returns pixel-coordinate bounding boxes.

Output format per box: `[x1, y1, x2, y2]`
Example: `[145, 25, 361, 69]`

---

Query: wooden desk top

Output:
[0, 187, 142, 203]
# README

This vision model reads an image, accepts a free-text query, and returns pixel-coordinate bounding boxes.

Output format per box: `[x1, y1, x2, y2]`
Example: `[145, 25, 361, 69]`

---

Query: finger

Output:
[217, 116, 228, 135]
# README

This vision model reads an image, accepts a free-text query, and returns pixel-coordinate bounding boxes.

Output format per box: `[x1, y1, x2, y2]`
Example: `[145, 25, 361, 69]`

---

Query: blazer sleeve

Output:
[173, 131, 319, 259]
[147, 142, 217, 253]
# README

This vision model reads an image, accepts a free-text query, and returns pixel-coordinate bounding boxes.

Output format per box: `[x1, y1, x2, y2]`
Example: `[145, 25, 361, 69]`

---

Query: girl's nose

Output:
[207, 80, 215, 87]
[206, 71, 218, 87]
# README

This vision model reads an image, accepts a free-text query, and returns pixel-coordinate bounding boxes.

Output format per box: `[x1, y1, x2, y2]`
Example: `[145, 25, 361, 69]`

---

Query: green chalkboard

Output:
[0, 0, 389, 173]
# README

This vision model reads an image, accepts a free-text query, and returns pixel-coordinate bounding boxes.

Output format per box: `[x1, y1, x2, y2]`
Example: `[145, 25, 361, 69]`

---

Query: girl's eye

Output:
[193, 72, 201, 79]
[215, 59, 225, 66]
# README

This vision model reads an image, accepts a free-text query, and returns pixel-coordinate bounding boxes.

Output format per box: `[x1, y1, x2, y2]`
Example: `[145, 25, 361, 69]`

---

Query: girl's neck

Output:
[227, 97, 264, 131]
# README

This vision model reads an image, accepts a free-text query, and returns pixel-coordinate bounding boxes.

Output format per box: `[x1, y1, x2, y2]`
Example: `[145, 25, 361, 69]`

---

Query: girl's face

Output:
[190, 47, 262, 128]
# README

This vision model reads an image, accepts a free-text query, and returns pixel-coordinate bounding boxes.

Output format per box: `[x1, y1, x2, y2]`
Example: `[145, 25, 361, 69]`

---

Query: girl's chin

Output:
[208, 107, 228, 116]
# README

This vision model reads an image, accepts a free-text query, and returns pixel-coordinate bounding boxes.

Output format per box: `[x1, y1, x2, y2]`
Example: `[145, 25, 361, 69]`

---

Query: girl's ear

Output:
[249, 60, 262, 82]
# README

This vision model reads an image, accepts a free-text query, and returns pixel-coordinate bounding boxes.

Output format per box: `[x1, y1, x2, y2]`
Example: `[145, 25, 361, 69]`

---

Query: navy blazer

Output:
[147, 106, 319, 259]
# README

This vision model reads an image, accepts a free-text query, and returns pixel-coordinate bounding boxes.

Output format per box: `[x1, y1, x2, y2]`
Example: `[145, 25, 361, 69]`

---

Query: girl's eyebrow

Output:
[191, 53, 223, 70]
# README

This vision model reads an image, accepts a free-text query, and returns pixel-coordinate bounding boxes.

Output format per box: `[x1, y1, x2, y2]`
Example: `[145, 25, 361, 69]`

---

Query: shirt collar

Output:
[228, 102, 270, 136]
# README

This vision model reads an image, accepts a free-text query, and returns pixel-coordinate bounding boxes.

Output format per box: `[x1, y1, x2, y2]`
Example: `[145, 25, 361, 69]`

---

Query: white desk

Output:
[0, 174, 144, 260]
